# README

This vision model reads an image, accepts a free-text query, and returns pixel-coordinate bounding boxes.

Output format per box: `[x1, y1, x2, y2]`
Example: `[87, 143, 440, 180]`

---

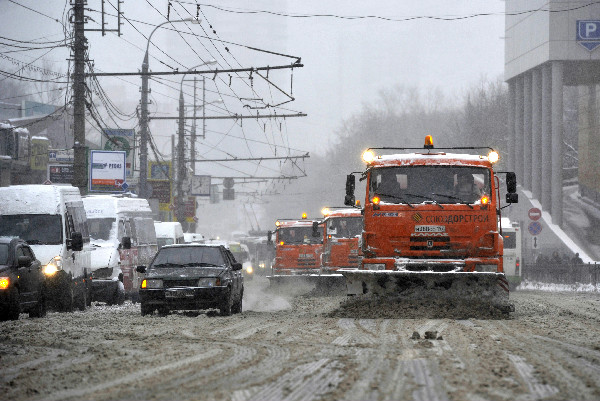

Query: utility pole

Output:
[72, 0, 87, 192]
[190, 77, 197, 175]
[139, 52, 149, 198]
[176, 90, 186, 228]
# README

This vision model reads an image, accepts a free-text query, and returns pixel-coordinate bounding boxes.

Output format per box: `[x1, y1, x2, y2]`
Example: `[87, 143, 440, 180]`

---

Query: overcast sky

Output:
[0, 1, 507, 233]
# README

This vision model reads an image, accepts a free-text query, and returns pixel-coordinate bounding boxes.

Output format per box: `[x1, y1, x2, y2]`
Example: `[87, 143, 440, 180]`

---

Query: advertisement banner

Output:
[148, 160, 171, 180]
[89, 150, 127, 192]
[47, 164, 73, 184]
[30, 137, 49, 171]
[102, 128, 134, 176]
[147, 179, 172, 211]
[48, 148, 74, 163]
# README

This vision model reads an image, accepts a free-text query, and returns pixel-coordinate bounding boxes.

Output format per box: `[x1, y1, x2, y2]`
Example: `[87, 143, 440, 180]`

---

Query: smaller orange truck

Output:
[267, 214, 324, 290]
[321, 207, 363, 273]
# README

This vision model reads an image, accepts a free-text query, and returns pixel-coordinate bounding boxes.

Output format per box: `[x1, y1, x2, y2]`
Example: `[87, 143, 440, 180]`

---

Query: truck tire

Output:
[76, 284, 87, 311]
[140, 303, 153, 316]
[220, 289, 233, 316]
[61, 281, 74, 313]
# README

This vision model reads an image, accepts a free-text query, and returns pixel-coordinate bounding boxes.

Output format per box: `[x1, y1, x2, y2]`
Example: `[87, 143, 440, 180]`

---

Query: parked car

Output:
[0, 237, 47, 320]
[136, 244, 244, 316]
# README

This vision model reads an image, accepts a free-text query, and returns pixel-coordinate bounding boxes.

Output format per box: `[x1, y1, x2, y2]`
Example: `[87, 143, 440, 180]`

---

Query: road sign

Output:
[532, 236, 538, 249]
[528, 207, 542, 221]
[48, 164, 73, 184]
[577, 20, 600, 51]
[528, 221, 542, 236]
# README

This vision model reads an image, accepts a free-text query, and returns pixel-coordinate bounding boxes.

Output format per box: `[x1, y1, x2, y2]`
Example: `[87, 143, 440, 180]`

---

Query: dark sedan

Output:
[137, 244, 244, 316]
[0, 237, 47, 320]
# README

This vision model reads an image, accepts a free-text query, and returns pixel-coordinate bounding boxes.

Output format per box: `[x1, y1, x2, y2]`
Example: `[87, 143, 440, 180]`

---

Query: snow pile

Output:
[519, 280, 600, 293]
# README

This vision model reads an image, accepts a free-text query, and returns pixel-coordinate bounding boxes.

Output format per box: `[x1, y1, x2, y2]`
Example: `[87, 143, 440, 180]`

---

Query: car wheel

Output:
[7, 288, 20, 320]
[116, 287, 125, 305]
[220, 289, 233, 316]
[233, 297, 243, 314]
[76, 284, 87, 311]
[140, 303, 153, 316]
[29, 288, 47, 318]
[157, 307, 169, 316]
[61, 281, 74, 312]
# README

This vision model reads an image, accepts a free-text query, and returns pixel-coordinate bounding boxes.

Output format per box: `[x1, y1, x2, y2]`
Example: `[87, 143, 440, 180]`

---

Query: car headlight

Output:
[0, 277, 9, 290]
[141, 279, 163, 289]
[246, 266, 254, 274]
[363, 263, 386, 271]
[197, 278, 219, 287]
[43, 256, 62, 276]
[475, 264, 497, 272]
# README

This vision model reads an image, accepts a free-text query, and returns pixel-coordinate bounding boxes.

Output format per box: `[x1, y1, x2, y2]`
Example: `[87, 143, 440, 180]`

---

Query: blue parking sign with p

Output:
[577, 20, 600, 51]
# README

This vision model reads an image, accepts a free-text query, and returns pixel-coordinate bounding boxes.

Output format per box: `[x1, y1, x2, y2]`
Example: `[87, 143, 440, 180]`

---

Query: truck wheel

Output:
[220, 289, 233, 316]
[7, 289, 20, 320]
[116, 287, 125, 305]
[233, 298, 243, 314]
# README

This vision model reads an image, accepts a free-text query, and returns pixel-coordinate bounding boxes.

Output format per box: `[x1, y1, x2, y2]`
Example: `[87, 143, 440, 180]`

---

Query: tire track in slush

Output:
[244, 358, 344, 401]
[35, 348, 221, 401]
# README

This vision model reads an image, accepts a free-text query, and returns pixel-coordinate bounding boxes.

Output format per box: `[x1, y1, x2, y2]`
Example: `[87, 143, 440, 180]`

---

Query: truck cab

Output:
[321, 208, 363, 272]
[273, 217, 323, 275]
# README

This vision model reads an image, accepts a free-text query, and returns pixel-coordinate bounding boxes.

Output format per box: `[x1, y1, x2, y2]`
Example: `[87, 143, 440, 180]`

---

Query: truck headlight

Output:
[197, 278, 218, 287]
[43, 256, 62, 276]
[142, 279, 163, 289]
[363, 263, 386, 271]
[0, 277, 9, 290]
[475, 264, 497, 272]
[246, 266, 254, 274]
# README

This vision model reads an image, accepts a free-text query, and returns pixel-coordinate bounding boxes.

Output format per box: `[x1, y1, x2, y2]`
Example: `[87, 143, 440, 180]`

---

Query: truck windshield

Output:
[157, 238, 174, 248]
[278, 226, 322, 245]
[327, 217, 363, 238]
[503, 232, 517, 249]
[88, 218, 115, 241]
[0, 244, 8, 265]
[152, 246, 225, 267]
[0, 214, 62, 245]
[370, 166, 491, 205]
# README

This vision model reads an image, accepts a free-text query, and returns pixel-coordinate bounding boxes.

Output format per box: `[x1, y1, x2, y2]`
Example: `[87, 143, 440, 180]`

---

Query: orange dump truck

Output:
[339, 136, 518, 312]
[267, 216, 325, 289]
[321, 208, 363, 272]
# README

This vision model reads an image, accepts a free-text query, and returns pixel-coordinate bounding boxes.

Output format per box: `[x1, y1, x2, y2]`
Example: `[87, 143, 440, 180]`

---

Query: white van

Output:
[0, 185, 91, 311]
[83, 195, 157, 302]
[500, 217, 522, 290]
[183, 232, 205, 244]
[154, 221, 184, 248]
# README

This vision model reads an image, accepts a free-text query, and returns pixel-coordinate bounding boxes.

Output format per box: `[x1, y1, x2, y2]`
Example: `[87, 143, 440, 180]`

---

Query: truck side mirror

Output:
[312, 221, 319, 237]
[267, 231, 273, 244]
[17, 256, 31, 267]
[506, 193, 519, 204]
[506, 172, 517, 193]
[344, 174, 355, 206]
[136, 265, 146, 274]
[121, 236, 132, 250]
[70, 232, 83, 251]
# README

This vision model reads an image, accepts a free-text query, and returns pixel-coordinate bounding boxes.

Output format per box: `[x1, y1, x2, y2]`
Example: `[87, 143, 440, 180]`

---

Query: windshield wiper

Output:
[402, 193, 444, 209]
[25, 239, 42, 245]
[431, 193, 474, 209]
[181, 262, 223, 267]
[153, 263, 182, 268]
[374, 192, 414, 208]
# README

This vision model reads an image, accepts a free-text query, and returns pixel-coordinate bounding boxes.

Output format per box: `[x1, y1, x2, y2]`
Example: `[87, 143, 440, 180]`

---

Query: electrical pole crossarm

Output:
[86, 63, 303, 77]
[149, 113, 307, 121]
[191, 155, 309, 162]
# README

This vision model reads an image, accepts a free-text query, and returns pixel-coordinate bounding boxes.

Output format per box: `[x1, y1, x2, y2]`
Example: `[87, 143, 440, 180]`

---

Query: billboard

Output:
[30, 137, 49, 171]
[102, 128, 134, 176]
[47, 164, 73, 184]
[148, 160, 171, 180]
[89, 150, 127, 192]
[147, 179, 172, 211]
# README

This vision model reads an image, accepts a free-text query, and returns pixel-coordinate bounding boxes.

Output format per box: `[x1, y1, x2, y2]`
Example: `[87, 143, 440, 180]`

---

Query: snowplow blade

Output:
[340, 270, 512, 312]
[267, 274, 346, 296]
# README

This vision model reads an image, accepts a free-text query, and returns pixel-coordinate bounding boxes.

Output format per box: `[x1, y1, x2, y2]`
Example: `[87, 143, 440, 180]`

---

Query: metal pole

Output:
[72, 0, 87, 193]
[202, 76, 206, 140]
[191, 77, 197, 175]
[177, 91, 185, 225]
[551, 61, 564, 226]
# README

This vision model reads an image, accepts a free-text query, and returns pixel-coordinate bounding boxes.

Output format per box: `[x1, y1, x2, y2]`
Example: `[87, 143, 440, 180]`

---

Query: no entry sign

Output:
[528, 207, 542, 221]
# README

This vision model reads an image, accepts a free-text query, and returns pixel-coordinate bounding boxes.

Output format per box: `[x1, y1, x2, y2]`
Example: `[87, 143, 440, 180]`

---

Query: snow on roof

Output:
[154, 221, 183, 237]
[0, 185, 81, 215]
[31, 136, 50, 141]
[83, 195, 152, 217]
[371, 152, 491, 168]
[14, 127, 29, 135]
[0, 122, 12, 129]
[277, 220, 319, 228]
[325, 208, 362, 218]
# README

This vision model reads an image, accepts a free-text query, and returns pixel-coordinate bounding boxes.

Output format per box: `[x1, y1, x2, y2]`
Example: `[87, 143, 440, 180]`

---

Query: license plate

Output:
[165, 289, 195, 299]
[414, 225, 445, 233]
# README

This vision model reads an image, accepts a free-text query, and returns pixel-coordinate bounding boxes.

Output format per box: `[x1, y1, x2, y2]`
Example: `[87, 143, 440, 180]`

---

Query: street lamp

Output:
[139, 17, 196, 199]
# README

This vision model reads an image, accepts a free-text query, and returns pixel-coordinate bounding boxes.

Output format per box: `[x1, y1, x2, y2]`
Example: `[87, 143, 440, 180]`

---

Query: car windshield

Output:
[0, 244, 8, 264]
[0, 214, 62, 245]
[327, 217, 363, 238]
[88, 218, 115, 241]
[151, 246, 225, 268]
[370, 166, 491, 205]
[157, 238, 174, 248]
[278, 226, 322, 245]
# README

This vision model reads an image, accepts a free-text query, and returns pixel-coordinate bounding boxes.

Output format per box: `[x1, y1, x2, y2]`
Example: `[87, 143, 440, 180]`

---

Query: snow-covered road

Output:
[1, 279, 600, 401]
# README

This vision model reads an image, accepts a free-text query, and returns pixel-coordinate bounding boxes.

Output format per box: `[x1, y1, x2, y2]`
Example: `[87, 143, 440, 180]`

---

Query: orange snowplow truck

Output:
[339, 136, 519, 312]
[321, 207, 363, 272]
[267, 215, 324, 290]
